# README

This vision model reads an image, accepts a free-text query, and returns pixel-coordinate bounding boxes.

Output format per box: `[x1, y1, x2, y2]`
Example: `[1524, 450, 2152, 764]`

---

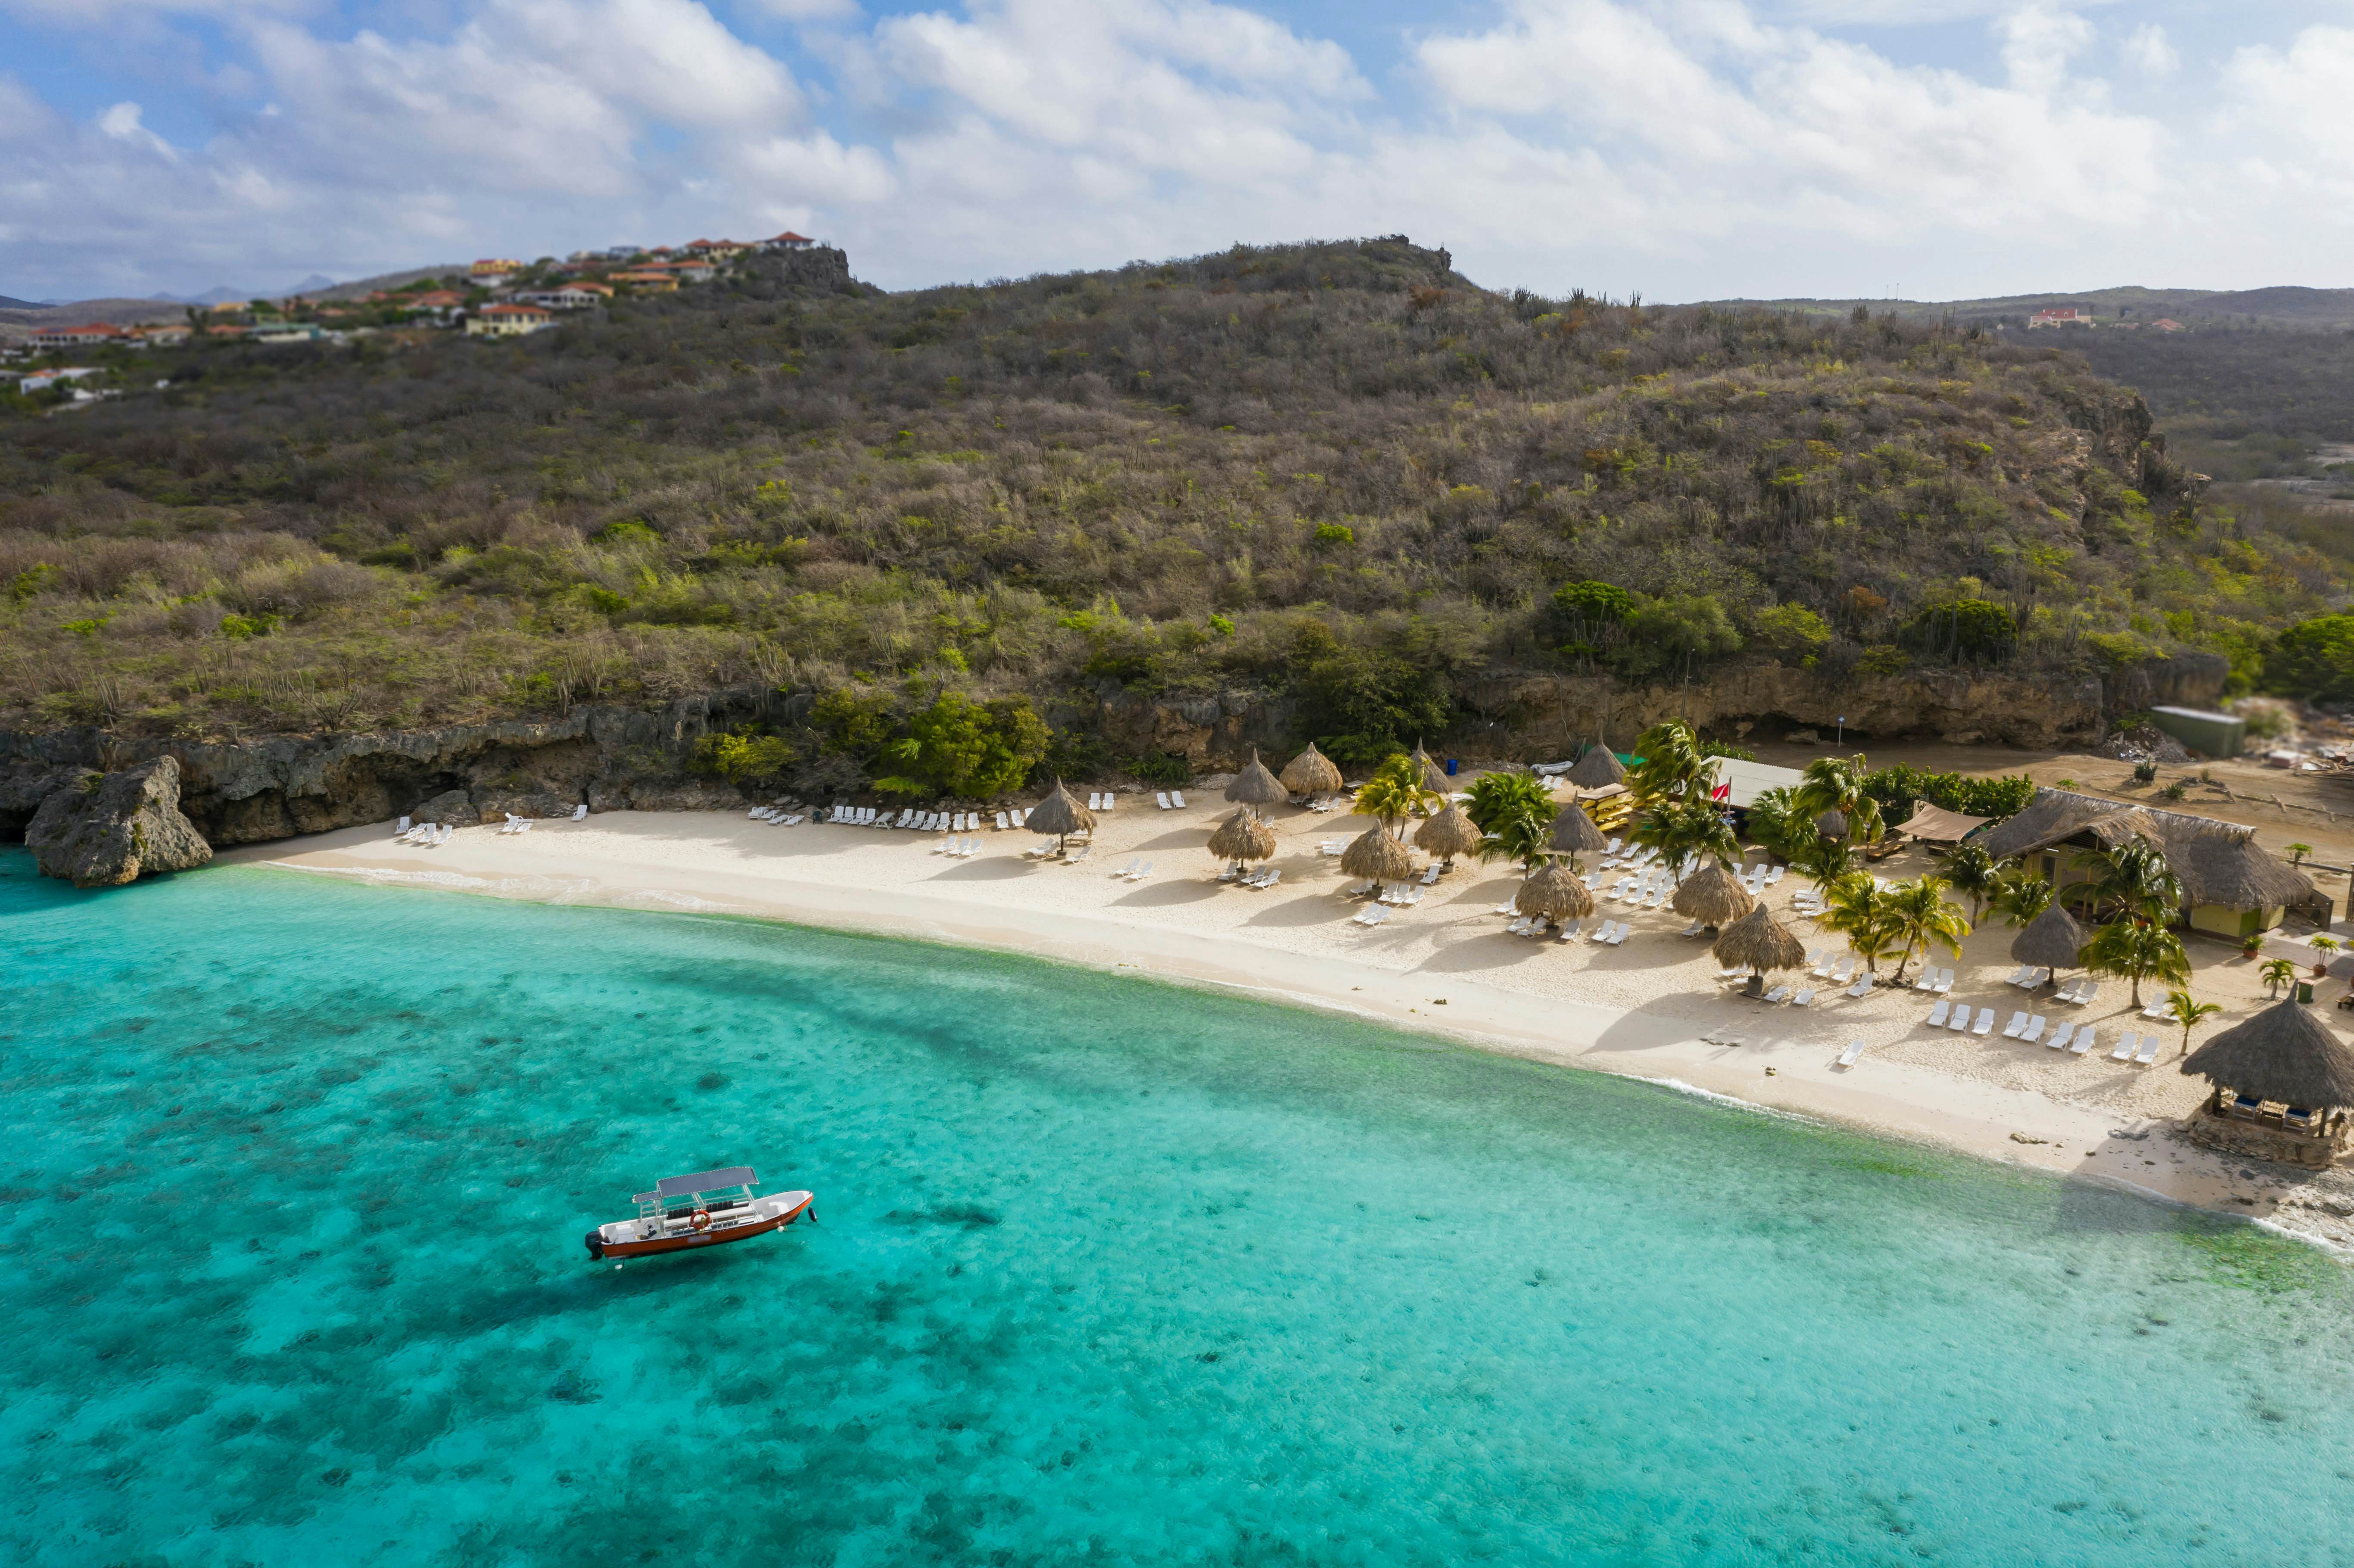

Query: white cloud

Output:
[754, 0, 861, 19]
[2126, 23, 2178, 78]
[98, 101, 180, 161]
[1996, 4, 2092, 97]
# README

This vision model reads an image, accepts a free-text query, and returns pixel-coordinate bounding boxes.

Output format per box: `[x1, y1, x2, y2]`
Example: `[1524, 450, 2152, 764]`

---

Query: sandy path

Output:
[231, 797, 2354, 1244]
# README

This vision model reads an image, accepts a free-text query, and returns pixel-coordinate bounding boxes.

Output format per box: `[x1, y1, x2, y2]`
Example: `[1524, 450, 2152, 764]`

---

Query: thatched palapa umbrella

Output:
[1549, 802, 1608, 862]
[1672, 862, 1756, 930]
[1816, 808, 1850, 842]
[1341, 824, 1420, 886]
[1409, 743, 1451, 794]
[1413, 802, 1483, 870]
[1566, 742, 1625, 791]
[1279, 742, 1344, 800]
[1514, 862, 1594, 925]
[1225, 749, 1289, 808]
[1713, 905, 1807, 987]
[1024, 777, 1096, 852]
[1207, 807, 1277, 873]
[2182, 1000, 2354, 1110]
[2010, 903, 2085, 980]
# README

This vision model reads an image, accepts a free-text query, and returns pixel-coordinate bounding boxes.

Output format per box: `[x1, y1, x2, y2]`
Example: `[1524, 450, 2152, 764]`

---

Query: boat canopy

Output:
[655, 1167, 757, 1200]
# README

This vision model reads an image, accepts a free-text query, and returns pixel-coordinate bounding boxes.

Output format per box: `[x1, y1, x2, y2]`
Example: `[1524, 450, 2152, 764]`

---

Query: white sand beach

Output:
[237, 792, 2354, 1242]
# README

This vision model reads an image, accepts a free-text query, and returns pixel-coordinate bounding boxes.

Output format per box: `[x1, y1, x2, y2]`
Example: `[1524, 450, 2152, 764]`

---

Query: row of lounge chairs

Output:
[497, 814, 535, 835]
[932, 837, 984, 858]
[1923, 1001, 2162, 1065]
[1351, 903, 1389, 926]
[748, 807, 806, 825]
[1222, 865, 1281, 889]
[1151, 791, 1190, 810]
[394, 821, 453, 846]
[1113, 859, 1155, 881]
[822, 804, 1034, 832]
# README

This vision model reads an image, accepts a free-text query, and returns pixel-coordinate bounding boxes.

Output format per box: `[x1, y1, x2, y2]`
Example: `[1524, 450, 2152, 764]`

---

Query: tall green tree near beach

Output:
[1625, 720, 1719, 805]
[1791, 754, 1886, 846]
[1742, 786, 1806, 860]
[1788, 830, 1853, 893]
[2260, 957, 2300, 999]
[871, 692, 1051, 799]
[1463, 772, 1556, 836]
[1940, 843, 2003, 922]
[1989, 867, 2054, 927]
[1880, 876, 1972, 986]
[2080, 917, 2190, 1008]
[1818, 874, 1899, 975]
[1351, 752, 1439, 833]
[1477, 803, 1556, 874]
[1628, 794, 1739, 876]
[2159, 990, 2223, 1061]
[2066, 839, 2183, 925]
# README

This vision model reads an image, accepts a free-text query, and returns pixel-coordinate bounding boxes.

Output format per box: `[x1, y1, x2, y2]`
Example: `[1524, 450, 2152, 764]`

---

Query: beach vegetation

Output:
[1462, 771, 1556, 836]
[2258, 957, 2297, 999]
[1939, 843, 2004, 921]
[2080, 916, 2190, 1008]
[1879, 876, 1972, 984]
[1742, 786, 1806, 860]
[1476, 802, 1555, 874]
[2065, 839, 2183, 925]
[1351, 752, 1440, 831]
[2265, 614, 2354, 703]
[869, 691, 1050, 799]
[1792, 753, 1886, 845]
[1628, 793, 1740, 873]
[2158, 989, 2223, 1061]
[691, 726, 797, 787]
[1816, 873, 1900, 974]
[1787, 829, 1853, 891]
[1988, 867, 2054, 927]
[1625, 719, 1719, 805]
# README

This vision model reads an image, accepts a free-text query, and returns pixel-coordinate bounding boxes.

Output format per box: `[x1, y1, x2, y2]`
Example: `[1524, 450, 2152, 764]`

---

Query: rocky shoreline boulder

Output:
[25, 755, 214, 888]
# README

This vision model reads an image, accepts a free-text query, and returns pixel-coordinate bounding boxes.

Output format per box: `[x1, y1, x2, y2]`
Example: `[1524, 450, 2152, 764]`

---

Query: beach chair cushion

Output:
[2111, 1032, 2137, 1061]
[2048, 1022, 2074, 1051]
[2134, 1035, 2158, 1065]
[1971, 1008, 1995, 1036]
[2002, 1011, 2028, 1038]
[1836, 1042, 1862, 1068]
[1792, 989, 1814, 1007]
[1927, 1000, 1950, 1027]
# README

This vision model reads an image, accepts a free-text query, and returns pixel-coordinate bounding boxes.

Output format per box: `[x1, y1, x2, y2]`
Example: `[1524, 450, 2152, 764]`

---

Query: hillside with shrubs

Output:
[3, 237, 2348, 796]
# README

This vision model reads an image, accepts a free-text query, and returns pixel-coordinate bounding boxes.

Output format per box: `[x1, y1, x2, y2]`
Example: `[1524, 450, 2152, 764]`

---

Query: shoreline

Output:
[227, 806, 2354, 1245]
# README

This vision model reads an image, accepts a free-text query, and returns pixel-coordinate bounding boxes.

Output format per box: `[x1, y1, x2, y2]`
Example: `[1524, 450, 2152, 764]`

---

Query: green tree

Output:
[692, 727, 796, 787]
[2066, 839, 2183, 924]
[1625, 718, 1721, 805]
[1989, 866, 2054, 927]
[1477, 802, 1556, 874]
[811, 686, 899, 758]
[1351, 752, 1439, 831]
[1627, 794, 1739, 876]
[1615, 594, 1741, 679]
[1792, 753, 1886, 846]
[1880, 875, 1972, 985]
[1940, 843, 2003, 922]
[2285, 842, 2313, 866]
[1302, 647, 1453, 767]
[2259, 956, 2300, 999]
[1463, 770, 1556, 835]
[1788, 830, 1853, 892]
[2159, 989, 2223, 1061]
[1743, 786, 1806, 859]
[2266, 614, 2354, 703]
[1906, 597, 2017, 663]
[1750, 602, 1832, 660]
[1818, 873, 1899, 974]
[2080, 917, 2189, 1008]
[872, 692, 1050, 799]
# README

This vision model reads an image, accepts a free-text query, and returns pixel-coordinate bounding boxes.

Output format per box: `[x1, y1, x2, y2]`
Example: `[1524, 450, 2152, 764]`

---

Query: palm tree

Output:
[1988, 867, 2054, 927]
[1351, 753, 1438, 833]
[1787, 830, 1853, 893]
[1880, 875, 1972, 986]
[1628, 794, 1739, 879]
[1791, 753, 1886, 846]
[1940, 843, 2003, 923]
[2286, 842, 2314, 866]
[1744, 786, 1805, 860]
[1477, 802, 1555, 874]
[2065, 838, 2183, 925]
[2159, 989, 2223, 1061]
[1625, 719, 1720, 805]
[2080, 917, 2189, 1008]
[2259, 957, 2299, 999]
[1462, 771, 1554, 836]
[1818, 873, 1899, 974]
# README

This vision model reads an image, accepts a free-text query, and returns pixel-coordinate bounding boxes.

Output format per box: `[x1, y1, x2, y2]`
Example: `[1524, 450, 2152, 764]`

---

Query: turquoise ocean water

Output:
[6, 849, 2354, 1566]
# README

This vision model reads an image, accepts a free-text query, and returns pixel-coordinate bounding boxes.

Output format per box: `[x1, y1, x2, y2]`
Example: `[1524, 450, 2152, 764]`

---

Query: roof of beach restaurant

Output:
[1975, 787, 2316, 912]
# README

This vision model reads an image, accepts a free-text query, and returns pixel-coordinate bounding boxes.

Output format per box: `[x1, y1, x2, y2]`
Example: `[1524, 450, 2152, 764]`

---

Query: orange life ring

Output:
[691, 1208, 712, 1232]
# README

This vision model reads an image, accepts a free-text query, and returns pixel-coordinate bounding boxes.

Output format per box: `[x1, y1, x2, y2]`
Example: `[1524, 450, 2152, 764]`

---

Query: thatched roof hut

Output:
[2010, 903, 2085, 974]
[1566, 743, 1625, 790]
[1672, 862, 1755, 929]
[1409, 744, 1450, 793]
[2181, 1001, 2354, 1110]
[1514, 862, 1594, 922]
[1340, 825, 1420, 884]
[1413, 802, 1483, 867]
[1207, 808, 1277, 867]
[1977, 786, 2323, 931]
[1279, 743, 1344, 798]
[1549, 802, 1608, 859]
[1816, 807, 1850, 841]
[1712, 905, 1808, 978]
[1024, 778, 1096, 846]
[1224, 749, 1289, 807]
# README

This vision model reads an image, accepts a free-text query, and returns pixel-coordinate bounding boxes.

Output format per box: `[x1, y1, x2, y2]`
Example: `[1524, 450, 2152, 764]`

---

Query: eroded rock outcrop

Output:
[25, 755, 214, 888]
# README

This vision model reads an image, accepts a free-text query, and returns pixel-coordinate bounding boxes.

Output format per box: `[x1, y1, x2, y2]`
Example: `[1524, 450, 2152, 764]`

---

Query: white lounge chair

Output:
[1012, 808, 1028, 828]
[1606, 924, 1629, 946]
[1792, 988, 1815, 1007]
[1971, 1007, 1995, 1036]
[2070, 1028, 2096, 1055]
[1846, 974, 1874, 999]
[1261, 869, 1281, 890]
[1589, 920, 1616, 943]
[1559, 919, 1583, 941]
[1420, 865, 1442, 886]
[1830, 956, 1856, 985]
[994, 811, 1009, 830]
[1171, 791, 1186, 809]
[2002, 1011, 2029, 1039]
[1680, 920, 1703, 938]
[1835, 1041, 1863, 1069]
[1353, 904, 1389, 927]
[1764, 985, 1790, 1004]
[2021, 1015, 2046, 1044]
[2111, 1032, 2137, 1062]
[1927, 999, 1951, 1028]
[2140, 1000, 2172, 1020]
[2024, 967, 2051, 989]
[1066, 846, 1092, 865]
[2134, 1034, 2159, 1065]
[1118, 858, 1141, 877]
[1946, 1006, 1968, 1033]
[2047, 1021, 2074, 1051]
[1155, 791, 1172, 810]
[1505, 916, 1531, 936]
[1128, 860, 1154, 881]
[2073, 981, 2098, 1007]
[571, 804, 587, 821]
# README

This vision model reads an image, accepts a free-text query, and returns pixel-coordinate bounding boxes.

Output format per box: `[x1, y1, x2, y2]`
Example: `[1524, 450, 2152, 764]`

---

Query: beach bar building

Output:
[1974, 787, 2325, 940]
[2179, 1000, 2354, 1168]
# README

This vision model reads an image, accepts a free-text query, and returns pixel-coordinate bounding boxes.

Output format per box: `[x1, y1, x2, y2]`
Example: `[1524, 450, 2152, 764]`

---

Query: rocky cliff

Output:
[0, 655, 2226, 857]
[24, 755, 213, 887]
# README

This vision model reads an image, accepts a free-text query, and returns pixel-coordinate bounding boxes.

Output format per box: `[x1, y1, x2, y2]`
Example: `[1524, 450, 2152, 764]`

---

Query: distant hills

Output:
[0, 266, 459, 342]
[1691, 286, 2354, 331]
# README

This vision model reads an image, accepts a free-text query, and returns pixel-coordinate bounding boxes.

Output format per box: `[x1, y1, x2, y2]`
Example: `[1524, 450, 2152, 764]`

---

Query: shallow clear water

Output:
[6, 850, 2354, 1566]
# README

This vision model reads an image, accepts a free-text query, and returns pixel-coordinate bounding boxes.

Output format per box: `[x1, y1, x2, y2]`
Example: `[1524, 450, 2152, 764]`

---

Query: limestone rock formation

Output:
[25, 755, 213, 888]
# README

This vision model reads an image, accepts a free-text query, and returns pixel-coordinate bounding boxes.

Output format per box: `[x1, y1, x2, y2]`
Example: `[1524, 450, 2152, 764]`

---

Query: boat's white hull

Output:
[585, 1190, 813, 1260]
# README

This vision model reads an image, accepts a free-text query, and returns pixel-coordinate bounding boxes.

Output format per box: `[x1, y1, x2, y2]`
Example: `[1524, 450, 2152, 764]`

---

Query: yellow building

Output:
[465, 304, 554, 338]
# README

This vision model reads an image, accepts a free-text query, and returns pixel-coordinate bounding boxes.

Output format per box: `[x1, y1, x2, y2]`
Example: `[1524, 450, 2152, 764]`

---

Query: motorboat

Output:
[585, 1166, 813, 1261]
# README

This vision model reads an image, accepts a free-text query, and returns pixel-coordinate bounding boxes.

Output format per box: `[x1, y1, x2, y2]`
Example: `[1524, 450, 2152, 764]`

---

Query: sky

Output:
[4, 0, 2353, 304]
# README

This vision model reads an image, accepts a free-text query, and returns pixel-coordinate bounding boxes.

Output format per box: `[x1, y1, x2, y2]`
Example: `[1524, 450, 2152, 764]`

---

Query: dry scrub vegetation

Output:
[2, 237, 2345, 755]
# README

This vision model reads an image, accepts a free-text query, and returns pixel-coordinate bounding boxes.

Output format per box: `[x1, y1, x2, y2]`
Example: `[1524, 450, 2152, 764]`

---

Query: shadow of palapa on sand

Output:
[1112, 880, 1224, 908]
[925, 858, 1036, 882]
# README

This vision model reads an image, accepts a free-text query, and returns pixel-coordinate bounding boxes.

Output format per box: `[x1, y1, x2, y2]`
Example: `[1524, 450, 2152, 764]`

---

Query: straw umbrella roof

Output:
[1566, 744, 1625, 789]
[1672, 862, 1756, 928]
[1024, 778, 1095, 839]
[1549, 802, 1608, 857]
[1413, 802, 1483, 862]
[1279, 742, 1344, 797]
[1340, 825, 1420, 883]
[1816, 807, 1850, 841]
[1712, 905, 1808, 976]
[1225, 749, 1289, 806]
[2009, 903, 2085, 972]
[1514, 862, 1594, 921]
[1409, 744, 1451, 793]
[1207, 807, 1277, 865]
[2181, 1001, 2354, 1109]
